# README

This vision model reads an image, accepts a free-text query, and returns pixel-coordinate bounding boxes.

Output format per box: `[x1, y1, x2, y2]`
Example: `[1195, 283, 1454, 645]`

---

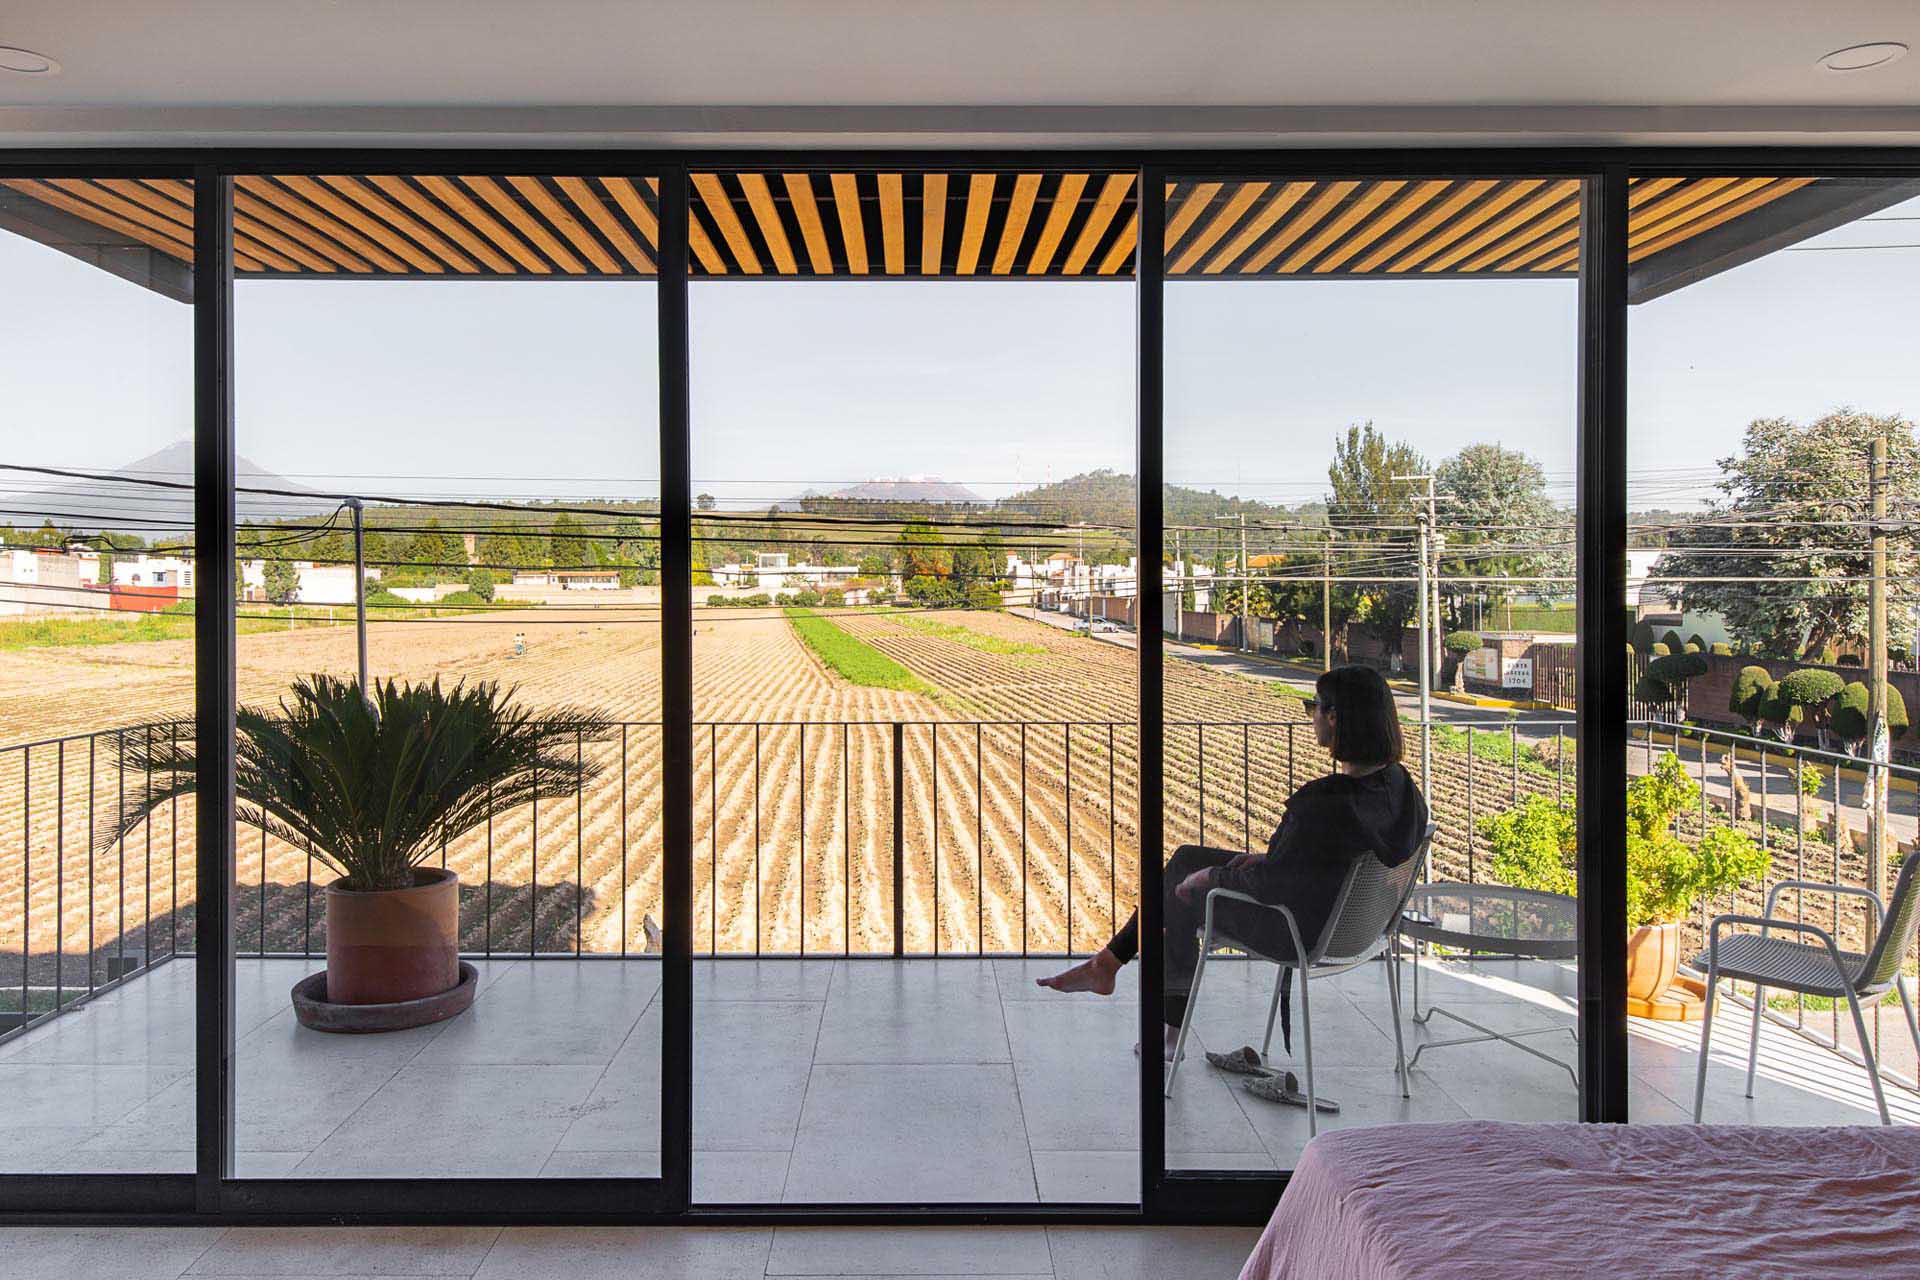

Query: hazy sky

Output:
[5, 192, 1918, 515]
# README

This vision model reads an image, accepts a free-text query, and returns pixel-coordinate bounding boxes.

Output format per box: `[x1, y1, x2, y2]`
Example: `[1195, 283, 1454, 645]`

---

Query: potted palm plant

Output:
[108, 675, 610, 1029]
[1484, 752, 1770, 1018]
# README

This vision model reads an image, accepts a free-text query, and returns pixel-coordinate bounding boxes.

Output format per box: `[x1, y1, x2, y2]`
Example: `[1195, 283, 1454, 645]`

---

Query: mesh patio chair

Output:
[1692, 853, 1920, 1126]
[1166, 824, 1436, 1136]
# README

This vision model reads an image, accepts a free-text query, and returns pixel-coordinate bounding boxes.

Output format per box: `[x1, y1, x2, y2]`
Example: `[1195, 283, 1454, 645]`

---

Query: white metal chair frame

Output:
[1693, 866, 1920, 1126]
[1165, 825, 1436, 1136]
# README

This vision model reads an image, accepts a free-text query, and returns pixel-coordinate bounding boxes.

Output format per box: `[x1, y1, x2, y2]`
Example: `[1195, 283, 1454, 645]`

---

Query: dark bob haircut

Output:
[1314, 665, 1403, 766]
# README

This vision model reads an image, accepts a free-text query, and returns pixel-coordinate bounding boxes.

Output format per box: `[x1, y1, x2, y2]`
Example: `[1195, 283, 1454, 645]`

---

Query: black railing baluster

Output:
[1242, 723, 1251, 853]
[529, 763, 540, 958]
[844, 722, 852, 957]
[578, 728, 586, 959]
[169, 720, 178, 958]
[258, 823, 266, 957]
[1467, 724, 1476, 881]
[1197, 723, 1206, 846]
[929, 723, 937, 956]
[485, 779, 494, 957]
[116, 731, 125, 978]
[756, 724, 764, 957]
[890, 722, 903, 957]
[303, 838, 314, 960]
[1107, 722, 1116, 940]
[143, 724, 151, 969]
[1065, 722, 1073, 956]
[974, 724, 983, 955]
[1019, 723, 1028, 957]
[22, 744, 30, 1024]
[86, 736, 95, 995]
[55, 741, 63, 1013]
[709, 723, 717, 956]
[800, 724, 808, 957]
[620, 724, 628, 959]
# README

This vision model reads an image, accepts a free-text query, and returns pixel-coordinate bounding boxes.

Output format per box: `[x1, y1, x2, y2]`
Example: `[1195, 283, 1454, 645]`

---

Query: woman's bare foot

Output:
[1036, 948, 1121, 995]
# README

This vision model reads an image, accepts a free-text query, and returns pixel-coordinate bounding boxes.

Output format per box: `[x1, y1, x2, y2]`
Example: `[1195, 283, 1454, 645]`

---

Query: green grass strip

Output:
[893, 615, 1047, 656]
[786, 608, 933, 693]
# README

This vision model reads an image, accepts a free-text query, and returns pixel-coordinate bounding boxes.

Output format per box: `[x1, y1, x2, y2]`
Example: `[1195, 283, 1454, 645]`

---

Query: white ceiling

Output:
[3, 0, 1919, 147]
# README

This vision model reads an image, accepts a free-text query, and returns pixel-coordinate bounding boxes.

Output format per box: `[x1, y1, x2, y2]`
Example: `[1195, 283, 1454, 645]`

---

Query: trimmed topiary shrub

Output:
[1830, 680, 1910, 753]
[1730, 665, 1774, 732]
[1443, 630, 1482, 655]
[1775, 667, 1848, 748]
[1711, 642, 1733, 656]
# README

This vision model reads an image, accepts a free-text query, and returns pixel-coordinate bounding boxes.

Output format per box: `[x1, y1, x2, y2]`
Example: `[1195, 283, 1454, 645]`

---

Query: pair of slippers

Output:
[1205, 1045, 1340, 1114]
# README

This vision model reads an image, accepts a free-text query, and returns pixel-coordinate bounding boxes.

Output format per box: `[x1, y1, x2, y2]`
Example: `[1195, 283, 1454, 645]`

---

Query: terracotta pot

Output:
[1626, 921, 1682, 1005]
[324, 868, 459, 1005]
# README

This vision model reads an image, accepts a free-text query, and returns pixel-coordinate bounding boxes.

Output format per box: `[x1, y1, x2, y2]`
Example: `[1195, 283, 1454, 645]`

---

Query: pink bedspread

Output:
[1240, 1121, 1920, 1280]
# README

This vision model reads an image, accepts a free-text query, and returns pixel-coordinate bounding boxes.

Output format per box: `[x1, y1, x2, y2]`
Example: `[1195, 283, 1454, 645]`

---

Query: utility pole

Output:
[1174, 526, 1184, 642]
[346, 497, 374, 716]
[1393, 474, 1440, 795]
[1322, 526, 1335, 672]
[1416, 511, 1433, 796]
[1869, 437, 1890, 901]
[1239, 512, 1251, 653]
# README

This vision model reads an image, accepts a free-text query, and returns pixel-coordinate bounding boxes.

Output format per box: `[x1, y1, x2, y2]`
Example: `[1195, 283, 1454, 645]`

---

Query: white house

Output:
[113, 554, 194, 593]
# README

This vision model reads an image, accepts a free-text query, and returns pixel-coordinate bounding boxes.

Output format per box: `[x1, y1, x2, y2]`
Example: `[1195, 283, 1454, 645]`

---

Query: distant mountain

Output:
[999, 469, 1303, 528]
[775, 475, 985, 512]
[15, 439, 330, 541]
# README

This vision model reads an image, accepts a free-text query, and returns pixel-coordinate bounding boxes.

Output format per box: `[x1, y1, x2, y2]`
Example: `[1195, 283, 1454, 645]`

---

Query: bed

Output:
[1239, 1121, 1920, 1280]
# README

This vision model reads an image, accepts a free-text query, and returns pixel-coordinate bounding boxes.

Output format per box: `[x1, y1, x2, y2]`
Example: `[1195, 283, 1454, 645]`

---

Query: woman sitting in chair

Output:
[1038, 664, 1429, 1062]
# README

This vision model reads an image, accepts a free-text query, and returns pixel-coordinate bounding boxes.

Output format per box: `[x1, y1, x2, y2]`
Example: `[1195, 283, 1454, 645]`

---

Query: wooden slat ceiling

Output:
[0, 173, 1823, 282]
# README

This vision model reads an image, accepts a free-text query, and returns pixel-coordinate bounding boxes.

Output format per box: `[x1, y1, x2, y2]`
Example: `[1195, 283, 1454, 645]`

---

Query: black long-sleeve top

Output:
[1212, 763, 1429, 947]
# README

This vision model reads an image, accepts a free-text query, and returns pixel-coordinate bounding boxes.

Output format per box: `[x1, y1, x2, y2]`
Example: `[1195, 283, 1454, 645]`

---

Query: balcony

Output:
[0, 951, 1912, 1196]
[2, 716, 1915, 1199]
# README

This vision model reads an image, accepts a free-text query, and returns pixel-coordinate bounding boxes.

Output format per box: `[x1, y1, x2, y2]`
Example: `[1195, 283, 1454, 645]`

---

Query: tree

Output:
[548, 512, 589, 569]
[965, 581, 1001, 610]
[404, 519, 464, 578]
[1831, 681, 1910, 756]
[465, 568, 497, 601]
[1773, 667, 1848, 749]
[858, 553, 893, 577]
[1435, 444, 1569, 624]
[1652, 410, 1920, 658]
[1326, 423, 1427, 660]
[696, 493, 716, 511]
[262, 558, 301, 607]
[1440, 630, 1481, 689]
[1637, 651, 1708, 717]
[1729, 665, 1774, 734]
[899, 521, 952, 580]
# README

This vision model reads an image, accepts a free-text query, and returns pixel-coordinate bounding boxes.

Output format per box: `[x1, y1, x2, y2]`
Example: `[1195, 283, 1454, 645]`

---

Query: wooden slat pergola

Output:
[0, 172, 1906, 297]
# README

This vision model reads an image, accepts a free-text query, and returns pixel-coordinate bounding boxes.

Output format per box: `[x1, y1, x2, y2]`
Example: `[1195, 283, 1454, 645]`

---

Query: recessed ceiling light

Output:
[0, 45, 60, 75]
[1819, 41, 1909, 72]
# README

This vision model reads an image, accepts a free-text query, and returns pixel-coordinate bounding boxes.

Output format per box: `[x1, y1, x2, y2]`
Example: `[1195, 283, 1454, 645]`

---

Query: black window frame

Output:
[0, 144, 1914, 1226]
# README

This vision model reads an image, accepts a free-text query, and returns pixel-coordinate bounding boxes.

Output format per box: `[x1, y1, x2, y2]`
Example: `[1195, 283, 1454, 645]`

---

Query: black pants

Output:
[1105, 845, 1301, 1030]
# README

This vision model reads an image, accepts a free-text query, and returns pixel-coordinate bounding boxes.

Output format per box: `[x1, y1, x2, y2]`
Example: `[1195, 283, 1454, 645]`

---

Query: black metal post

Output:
[1135, 164, 1167, 1207]
[657, 165, 694, 1212]
[891, 721, 905, 956]
[1575, 167, 1630, 1125]
[193, 166, 238, 1207]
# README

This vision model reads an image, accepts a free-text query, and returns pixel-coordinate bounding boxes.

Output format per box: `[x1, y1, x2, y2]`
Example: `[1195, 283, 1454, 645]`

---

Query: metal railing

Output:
[1631, 718, 1920, 1094]
[6, 712, 1914, 1100]
[0, 723, 188, 1041]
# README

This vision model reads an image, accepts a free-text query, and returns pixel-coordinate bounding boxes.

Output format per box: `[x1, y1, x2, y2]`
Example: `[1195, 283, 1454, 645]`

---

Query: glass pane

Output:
[1626, 174, 1920, 1125]
[1161, 175, 1585, 1173]
[688, 169, 1141, 1203]
[227, 173, 664, 1178]
[0, 175, 196, 1172]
